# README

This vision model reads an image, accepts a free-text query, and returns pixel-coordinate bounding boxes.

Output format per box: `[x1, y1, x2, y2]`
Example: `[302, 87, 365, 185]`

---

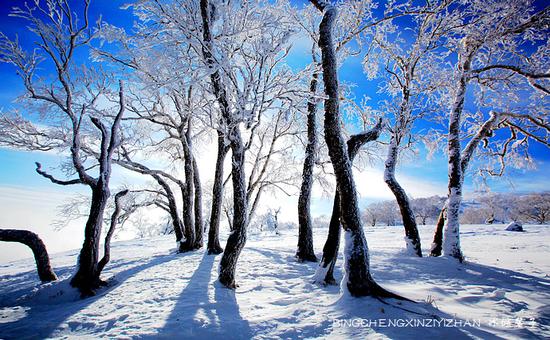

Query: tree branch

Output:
[35, 162, 82, 186]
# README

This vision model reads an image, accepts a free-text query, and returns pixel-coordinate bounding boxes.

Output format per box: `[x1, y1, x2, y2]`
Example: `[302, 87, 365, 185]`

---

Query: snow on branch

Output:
[35, 162, 83, 186]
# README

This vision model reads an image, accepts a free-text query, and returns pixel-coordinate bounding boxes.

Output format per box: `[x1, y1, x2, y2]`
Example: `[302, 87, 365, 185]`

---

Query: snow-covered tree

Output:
[362, 0, 460, 257]
[196, 0, 299, 287]
[516, 193, 550, 224]
[0, 0, 127, 295]
[314, 118, 383, 285]
[427, 0, 549, 260]
[308, 0, 405, 298]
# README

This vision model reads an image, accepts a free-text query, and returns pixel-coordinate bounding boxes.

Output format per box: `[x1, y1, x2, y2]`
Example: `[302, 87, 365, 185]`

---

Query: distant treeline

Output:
[360, 192, 549, 226]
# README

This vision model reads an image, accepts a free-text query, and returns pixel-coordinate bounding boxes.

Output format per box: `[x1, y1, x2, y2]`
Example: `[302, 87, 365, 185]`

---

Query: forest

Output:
[0, 0, 548, 338]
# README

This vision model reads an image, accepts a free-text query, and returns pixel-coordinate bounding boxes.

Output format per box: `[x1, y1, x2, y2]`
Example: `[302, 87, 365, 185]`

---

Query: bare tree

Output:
[424, 1, 550, 260]
[199, 0, 248, 287]
[0, 0, 127, 295]
[94, 17, 209, 252]
[363, 0, 461, 257]
[296, 49, 320, 262]
[412, 196, 445, 225]
[516, 193, 550, 224]
[309, 0, 404, 298]
[293, 0, 396, 264]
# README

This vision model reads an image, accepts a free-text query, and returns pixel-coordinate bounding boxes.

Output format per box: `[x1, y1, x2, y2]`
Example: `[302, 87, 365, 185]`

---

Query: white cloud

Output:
[353, 167, 446, 200]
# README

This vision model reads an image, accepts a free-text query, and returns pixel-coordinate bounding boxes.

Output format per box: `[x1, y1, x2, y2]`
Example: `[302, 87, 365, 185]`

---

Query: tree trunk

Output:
[70, 82, 125, 296]
[97, 189, 128, 274]
[314, 119, 383, 285]
[314, 2, 404, 298]
[432, 111, 499, 257]
[208, 131, 229, 255]
[179, 124, 196, 252]
[219, 132, 248, 288]
[313, 194, 340, 285]
[200, 0, 248, 288]
[192, 157, 204, 249]
[0, 229, 57, 282]
[384, 137, 422, 257]
[429, 205, 446, 257]
[70, 183, 110, 295]
[296, 66, 319, 263]
[444, 59, 472, 263]
[153, 174, 185, 246]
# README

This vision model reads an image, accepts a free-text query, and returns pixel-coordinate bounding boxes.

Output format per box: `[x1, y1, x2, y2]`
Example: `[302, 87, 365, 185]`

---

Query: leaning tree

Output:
[309, 0, 405, 298]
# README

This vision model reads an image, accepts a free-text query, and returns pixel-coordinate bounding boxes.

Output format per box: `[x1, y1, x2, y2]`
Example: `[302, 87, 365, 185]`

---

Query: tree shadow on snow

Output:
[143, 253, 252, 339]
[334, 295, 504, 340]
[367, 253, 550, 338]
[0, 253, 184, 339]
[0, 256, 162, 307]
[237, 247, 336, 339]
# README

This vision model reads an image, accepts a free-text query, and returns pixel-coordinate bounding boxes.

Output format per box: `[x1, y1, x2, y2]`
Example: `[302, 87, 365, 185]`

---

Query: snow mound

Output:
[505, 221, 524, 232]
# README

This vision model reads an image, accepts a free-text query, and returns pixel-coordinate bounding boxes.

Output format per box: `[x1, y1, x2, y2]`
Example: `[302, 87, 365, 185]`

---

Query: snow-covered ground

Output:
[1, 224, 549, 339]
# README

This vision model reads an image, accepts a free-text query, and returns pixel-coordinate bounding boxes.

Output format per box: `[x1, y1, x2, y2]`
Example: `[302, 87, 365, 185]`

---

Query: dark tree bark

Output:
[315, 119, 383, 285]
[219, 134, 248, 288]
[200, 0, 248, 288]
[2, 2, 125, 296]
[429, 206, 446, 257]
[177, 118, 196, 252]
[97, 189, 128, 274]
[207, 133, 229, 255]
[68, 82, 125, 296]
[384, 137, 422, 257]
[0, 229, 57, 282]
[154, 175, 186, 247]
[311, 0, 404, 298]
[296, 56, 319, 263]
[70, 184, 111, 293]
[192, 157, 204, 249]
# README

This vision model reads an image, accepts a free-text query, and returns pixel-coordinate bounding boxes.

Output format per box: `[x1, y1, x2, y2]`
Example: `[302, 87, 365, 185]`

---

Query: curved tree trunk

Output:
[296, 66, 319, 263]
[0, 229, 57, 282]
[70, 81, 125, 296]
[208, 131, 229, 255]
[312, 1, 404, 298]
[153, 174, 185, 246]
[97, 189, 128, 274]
[314, 119, 383, 285]
[384, 137, 422, 257]
[192, 157, 204, 249]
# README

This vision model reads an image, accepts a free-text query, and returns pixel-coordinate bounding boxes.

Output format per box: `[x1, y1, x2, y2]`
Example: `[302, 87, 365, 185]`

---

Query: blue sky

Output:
[0, 0, 548, 202]
[0, 0, 548, 264]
